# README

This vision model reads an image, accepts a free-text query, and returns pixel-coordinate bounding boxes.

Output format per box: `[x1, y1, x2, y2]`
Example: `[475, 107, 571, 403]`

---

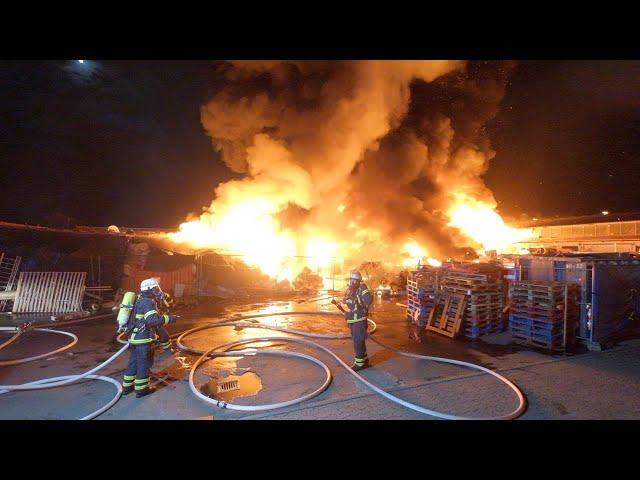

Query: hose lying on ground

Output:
[0, 325, 128, 419]
[0, 326, 79, 367]
[0, 308, 527, 420]
[1, 374, 123, 420]
[176, 311, 527, 420]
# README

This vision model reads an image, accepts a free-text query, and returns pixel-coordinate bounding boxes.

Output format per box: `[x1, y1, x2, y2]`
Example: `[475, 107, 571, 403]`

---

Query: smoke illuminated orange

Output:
[164, 61, 531, 282]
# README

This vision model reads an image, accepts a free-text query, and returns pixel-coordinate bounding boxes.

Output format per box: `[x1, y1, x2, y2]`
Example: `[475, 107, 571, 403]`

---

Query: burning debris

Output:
[292, 267, 323, 292]
[167, 61, 532, 282]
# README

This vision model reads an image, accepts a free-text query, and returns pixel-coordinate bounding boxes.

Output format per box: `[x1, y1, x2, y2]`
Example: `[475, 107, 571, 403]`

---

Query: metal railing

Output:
[12, 272, 86, 313]
[0, 253, 22, 312]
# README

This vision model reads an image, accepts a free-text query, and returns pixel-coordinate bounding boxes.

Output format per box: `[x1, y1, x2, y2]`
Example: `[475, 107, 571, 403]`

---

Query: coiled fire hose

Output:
[0, 325, 79, 367]
[0, 324, 128, 420]
[1, 308, 527, 420]
[176, 311, 527, 420]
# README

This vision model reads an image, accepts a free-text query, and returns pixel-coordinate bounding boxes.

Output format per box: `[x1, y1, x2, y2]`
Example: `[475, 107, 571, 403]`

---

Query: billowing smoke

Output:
[171, 60, 518, 273]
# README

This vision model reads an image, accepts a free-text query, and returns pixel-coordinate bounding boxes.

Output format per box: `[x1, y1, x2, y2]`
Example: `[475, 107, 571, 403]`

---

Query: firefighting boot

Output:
[351, 357, 370, 372]
[351, 363, 370, 372]
[122, 375, 136, 395]
[135, 386, 156, 398]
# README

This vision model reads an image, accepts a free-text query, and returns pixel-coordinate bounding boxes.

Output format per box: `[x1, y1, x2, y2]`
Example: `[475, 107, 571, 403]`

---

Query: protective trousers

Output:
[122, 343, 154, 393]
[156, 326, 171, 350]
[349, 318, 368, 366]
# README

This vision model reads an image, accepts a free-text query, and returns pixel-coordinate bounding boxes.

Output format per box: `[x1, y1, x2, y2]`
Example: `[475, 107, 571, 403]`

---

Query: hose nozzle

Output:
[331, 298, 346, 313]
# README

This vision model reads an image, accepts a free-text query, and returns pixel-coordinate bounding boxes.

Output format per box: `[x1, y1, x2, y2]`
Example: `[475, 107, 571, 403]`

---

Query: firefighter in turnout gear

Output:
[155, 292, 175, 351]
[343, 270, 373, 371]
[121, 278, 178, 397]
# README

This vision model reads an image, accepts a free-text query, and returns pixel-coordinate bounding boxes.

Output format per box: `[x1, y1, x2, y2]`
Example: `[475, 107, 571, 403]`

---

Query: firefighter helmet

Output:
[140, 278, 160, 292]
[349, 271, 362, 281]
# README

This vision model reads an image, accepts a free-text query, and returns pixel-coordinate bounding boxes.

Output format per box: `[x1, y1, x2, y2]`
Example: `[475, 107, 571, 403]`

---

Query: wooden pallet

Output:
[462, 322, 504, 339]
[466, 302, 503, 312]
[464, 319, 504, 331]
[469, 291, 503, 298]
[512, 334, 565, 351]
[465, 312, 503, 324]
[426, 293, 467, 338]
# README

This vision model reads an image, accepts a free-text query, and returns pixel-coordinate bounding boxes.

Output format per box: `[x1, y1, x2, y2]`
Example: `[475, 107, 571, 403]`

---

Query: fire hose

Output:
[0, 305, 527, 420]
[0, 325, 79, 367]
[177, 307, 527, 420]
[0, 323, 127, 420]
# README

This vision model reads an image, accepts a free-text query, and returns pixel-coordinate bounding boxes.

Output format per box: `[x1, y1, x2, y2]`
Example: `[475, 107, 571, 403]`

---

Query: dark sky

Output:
[1, 60, 639, 228]
[486, 60, 640, 220]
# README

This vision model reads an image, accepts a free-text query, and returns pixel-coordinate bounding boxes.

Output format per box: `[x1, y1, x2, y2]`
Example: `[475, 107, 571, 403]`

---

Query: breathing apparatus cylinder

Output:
[117, 292, 137, 331]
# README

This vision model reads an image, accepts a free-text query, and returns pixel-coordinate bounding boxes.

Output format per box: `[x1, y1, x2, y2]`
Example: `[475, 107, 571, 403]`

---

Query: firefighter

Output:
[155, 292, 175, 351]
[342, 270, 373, 371]
[121, 278, 178, 398]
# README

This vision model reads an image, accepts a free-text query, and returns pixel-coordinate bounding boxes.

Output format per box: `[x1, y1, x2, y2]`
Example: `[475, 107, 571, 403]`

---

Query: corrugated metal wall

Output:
[120, 264, 195, 298]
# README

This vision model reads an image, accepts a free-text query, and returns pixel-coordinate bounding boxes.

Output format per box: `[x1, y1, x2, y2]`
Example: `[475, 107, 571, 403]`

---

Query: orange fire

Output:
[401, 241, 442, 268]
[447, 194, 533, 253]
[168, 198, 298, 281]
[168, 193, 530, 282]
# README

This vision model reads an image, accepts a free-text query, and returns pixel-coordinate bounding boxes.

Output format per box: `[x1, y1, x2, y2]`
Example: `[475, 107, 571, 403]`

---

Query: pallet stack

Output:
[509, 281, 580, 351]
[406, 267, 439, 326]
[441, 266, 505, 339]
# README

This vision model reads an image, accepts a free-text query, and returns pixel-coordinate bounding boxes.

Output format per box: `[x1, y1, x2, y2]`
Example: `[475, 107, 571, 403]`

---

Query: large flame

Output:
[447, 194, 533, 253]
[167, 194, 530, 280]
[168, 198, 297, 281]
[401, 241, 442, 268]
[165, 61, 529, 282]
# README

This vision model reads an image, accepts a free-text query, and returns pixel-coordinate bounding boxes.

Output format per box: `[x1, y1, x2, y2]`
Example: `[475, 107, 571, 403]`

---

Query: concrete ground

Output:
[1, 298, 640, 420]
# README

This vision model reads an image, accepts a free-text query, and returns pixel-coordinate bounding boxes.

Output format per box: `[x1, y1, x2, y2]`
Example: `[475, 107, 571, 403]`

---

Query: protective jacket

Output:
[343, 283, 373, 323]
[127, 292, 176, 345]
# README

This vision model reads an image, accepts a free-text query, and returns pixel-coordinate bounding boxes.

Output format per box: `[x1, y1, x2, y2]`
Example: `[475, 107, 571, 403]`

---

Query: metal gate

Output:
[0, 253, 22, 312]
[12, 272, 86, 313]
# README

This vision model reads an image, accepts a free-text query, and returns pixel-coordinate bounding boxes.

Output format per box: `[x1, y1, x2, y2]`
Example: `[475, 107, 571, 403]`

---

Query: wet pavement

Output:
[1, 295, 640, 420]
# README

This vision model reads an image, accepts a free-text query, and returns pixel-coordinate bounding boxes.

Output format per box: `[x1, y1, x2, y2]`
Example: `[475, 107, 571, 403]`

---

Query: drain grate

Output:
[217, 379, 240, 393]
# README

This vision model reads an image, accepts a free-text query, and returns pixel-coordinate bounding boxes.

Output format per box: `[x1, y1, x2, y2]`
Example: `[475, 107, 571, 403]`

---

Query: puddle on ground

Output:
[199, 371, 263, 402]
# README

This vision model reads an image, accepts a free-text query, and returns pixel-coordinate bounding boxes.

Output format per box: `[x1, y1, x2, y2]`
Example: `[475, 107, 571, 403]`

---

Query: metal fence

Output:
[0, 253, 22, 312]
[12, 272, 86, 313]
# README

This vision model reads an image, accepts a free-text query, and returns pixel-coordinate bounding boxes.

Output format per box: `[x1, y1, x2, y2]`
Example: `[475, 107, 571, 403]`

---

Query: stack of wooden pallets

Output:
[509, 281, 580, 351]
[406, 267, 439, 326]
[441, 268, 505, 339]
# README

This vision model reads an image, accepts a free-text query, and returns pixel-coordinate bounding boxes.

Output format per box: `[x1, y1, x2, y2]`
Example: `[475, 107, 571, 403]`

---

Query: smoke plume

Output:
[176, 60, 517, 268]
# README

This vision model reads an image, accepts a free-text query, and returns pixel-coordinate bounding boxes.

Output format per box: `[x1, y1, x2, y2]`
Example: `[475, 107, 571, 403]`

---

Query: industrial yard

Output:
[1, 221, 639, 420]
[2, 298, 640, 420]
[2, 59, 639, 422]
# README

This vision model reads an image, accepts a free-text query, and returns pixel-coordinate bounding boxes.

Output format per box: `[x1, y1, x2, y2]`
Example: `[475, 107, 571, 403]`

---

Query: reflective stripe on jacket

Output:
[344, 283, 373, 323]
[128, 294, 172, 344]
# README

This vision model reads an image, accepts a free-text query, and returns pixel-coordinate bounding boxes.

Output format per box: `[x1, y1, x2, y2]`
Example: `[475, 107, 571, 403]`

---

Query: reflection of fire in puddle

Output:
[199, 372, 263, 402]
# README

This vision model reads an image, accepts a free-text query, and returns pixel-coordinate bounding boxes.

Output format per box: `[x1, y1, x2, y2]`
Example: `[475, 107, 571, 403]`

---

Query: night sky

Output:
[1, 60, 639, 228]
